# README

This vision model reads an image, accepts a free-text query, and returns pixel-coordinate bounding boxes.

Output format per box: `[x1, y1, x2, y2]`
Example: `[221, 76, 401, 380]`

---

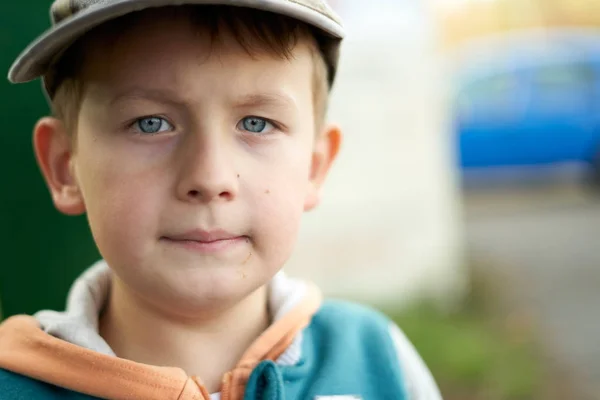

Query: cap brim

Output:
[8, 0, 345, 84]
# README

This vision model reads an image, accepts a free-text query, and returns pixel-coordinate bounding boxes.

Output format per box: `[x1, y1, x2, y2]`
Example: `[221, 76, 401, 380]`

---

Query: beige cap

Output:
[8, 0, 345, 95]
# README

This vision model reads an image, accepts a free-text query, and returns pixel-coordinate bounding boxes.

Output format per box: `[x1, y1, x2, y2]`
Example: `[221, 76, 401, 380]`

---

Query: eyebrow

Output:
[107, 87, 298, 112]
[233, 93, 298, 111]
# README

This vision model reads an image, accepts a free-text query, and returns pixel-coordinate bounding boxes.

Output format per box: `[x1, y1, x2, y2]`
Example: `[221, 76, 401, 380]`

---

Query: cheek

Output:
[249, 144, 312, 264]
[74, 143, 167, 263]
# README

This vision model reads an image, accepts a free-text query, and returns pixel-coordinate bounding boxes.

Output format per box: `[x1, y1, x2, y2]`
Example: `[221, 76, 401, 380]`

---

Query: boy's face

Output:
[35, 12, 340, 316]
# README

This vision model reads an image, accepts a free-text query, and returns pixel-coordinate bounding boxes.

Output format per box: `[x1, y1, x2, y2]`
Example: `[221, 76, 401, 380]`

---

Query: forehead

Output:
[78, 9, 316, 103]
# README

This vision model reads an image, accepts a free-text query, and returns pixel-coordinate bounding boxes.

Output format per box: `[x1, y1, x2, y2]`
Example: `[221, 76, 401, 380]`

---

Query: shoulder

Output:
[311, 299, 404, 348]
[308, 300, 401, 367]
[313, 299, 392, 330]
[309, 300, 443, 400]
[293, 300, 409, 398]
[0, 368, 98, 400]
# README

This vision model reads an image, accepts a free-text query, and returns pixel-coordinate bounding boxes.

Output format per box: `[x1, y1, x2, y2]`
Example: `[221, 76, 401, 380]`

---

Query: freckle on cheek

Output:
[265, 189, 271, 194]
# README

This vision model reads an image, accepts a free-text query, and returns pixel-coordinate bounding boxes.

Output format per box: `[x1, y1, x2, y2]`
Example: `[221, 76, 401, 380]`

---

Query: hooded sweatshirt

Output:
[0, 261, 441, 400]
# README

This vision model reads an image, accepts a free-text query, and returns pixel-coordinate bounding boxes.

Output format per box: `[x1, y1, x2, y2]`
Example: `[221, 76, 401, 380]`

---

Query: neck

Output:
[99, 277, 270, 394]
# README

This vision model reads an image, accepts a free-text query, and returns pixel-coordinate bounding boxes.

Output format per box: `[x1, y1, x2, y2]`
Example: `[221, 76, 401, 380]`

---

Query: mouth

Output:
[160, 229, 248, 254]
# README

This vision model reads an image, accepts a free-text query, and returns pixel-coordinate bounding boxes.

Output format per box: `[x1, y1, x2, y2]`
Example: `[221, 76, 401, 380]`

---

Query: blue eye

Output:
[134, 117, 173, 134]
[239, 117, 274, 134]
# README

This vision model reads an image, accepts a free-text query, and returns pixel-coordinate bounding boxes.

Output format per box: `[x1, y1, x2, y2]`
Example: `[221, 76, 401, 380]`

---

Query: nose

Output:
[175, 130, 238, 204]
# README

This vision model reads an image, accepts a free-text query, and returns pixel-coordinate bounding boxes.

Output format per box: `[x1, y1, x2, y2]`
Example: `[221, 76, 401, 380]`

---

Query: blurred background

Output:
[1, 0, 599, 399]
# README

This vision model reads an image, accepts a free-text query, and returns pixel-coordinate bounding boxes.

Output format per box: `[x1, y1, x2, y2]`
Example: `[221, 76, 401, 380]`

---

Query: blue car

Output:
[454, 30, 600, 183]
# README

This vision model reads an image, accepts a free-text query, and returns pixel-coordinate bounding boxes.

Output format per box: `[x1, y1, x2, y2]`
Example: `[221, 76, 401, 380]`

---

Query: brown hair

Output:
[49, 5, 332, 137]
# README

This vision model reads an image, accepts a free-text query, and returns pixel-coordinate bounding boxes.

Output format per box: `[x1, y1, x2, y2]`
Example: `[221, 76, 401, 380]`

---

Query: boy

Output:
[0, 1, 441, 399]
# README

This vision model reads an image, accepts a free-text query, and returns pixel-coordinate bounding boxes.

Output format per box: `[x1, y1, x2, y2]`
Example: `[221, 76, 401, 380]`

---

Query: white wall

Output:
[284, 1, 467, 308]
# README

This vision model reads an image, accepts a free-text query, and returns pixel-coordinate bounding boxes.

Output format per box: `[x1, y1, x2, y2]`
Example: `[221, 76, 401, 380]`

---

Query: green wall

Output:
[0, 2, 100, 319]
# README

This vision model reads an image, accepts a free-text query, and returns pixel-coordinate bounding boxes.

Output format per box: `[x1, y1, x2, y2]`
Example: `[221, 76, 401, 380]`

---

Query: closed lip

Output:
[162, 229, 245, 243]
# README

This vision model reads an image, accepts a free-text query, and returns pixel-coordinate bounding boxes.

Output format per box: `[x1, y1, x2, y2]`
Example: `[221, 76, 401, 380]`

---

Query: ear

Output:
[33, 117, 85, 216]
[304, 124, 342, 211]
